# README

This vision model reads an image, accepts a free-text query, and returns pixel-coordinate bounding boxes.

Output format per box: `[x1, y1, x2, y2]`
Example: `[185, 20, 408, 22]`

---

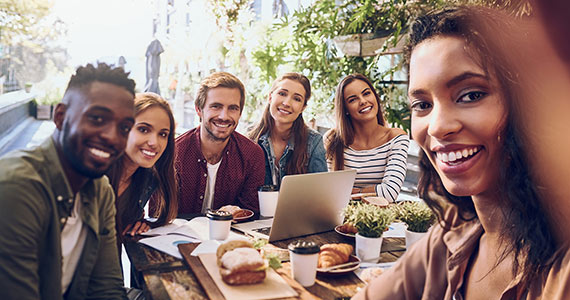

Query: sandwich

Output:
[216, 240, 266, 285]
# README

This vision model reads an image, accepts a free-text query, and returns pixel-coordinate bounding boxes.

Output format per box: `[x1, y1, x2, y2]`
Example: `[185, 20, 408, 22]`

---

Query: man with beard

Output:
[0, 63, 135, 299]
[174, 72, 265, 215]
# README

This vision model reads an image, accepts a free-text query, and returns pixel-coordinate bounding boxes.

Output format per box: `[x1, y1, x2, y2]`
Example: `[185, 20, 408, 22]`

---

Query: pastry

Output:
[360, 267, 384, 283]
[338, 222, 358, 234]
[216, 240, 266, 285]
[317, 243, 353, 268]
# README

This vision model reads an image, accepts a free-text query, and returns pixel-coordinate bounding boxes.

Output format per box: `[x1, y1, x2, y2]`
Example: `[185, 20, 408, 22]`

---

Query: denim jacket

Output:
[258, 128, 327, 187]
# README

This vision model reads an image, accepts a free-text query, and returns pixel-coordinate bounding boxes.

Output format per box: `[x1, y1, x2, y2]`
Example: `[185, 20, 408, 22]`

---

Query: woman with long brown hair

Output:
[106, 92, 177, 241]
[248, 73, 327, 187]
[325, 74, 409, 202]
[353, 6, 569, 299]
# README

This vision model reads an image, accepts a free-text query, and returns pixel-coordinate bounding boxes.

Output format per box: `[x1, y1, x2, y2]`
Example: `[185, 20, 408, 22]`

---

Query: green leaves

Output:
[392, 201, 436, 233]
[344, 202, 395, 238]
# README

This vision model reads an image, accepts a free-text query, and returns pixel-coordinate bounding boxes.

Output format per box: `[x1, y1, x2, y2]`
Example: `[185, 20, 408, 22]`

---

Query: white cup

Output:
[207, 211, 233, 240]
[258, 185, 279, 217]
[288, 241, 320, 287]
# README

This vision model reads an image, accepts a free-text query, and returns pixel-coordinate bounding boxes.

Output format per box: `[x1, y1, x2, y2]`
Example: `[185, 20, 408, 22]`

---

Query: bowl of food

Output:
[335, 223, 358, 239]
[362, 196, 389, 207]
[218, 205, 254, 222]
[232, 209, 254, 222]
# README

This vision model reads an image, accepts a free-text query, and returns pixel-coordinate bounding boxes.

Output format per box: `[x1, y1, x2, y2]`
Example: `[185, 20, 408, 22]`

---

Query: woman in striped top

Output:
[324, 74, 410, 202]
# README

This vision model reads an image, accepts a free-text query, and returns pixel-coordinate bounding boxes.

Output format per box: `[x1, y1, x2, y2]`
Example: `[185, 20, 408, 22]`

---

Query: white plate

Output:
[317, 255, 360, 275]
[335, 225, 356, 239]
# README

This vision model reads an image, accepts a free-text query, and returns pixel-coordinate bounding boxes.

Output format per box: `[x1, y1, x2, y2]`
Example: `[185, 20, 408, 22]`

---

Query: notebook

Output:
[233, 169, 357, 242]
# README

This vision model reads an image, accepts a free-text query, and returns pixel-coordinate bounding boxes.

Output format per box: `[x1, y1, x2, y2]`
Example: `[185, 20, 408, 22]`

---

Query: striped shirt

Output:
[335, 134, 410, 202]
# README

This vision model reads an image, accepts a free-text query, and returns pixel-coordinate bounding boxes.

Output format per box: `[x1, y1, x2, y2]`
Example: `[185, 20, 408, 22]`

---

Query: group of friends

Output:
[1, 3, 570, 300]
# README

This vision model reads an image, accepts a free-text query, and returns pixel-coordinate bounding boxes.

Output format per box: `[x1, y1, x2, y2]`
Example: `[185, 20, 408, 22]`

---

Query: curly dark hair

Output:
[66, 62, 136, 96]
[404, 5, 556, 291]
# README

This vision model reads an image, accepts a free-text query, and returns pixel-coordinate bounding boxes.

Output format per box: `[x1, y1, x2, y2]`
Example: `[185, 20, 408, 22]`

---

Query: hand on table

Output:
[123, 220, 151, 236]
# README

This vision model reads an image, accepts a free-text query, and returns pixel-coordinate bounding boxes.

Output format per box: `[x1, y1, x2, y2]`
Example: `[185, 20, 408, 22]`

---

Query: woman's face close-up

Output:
[408, 36, 506, 198]
[343, 79, 379, 123]
[125, 106, 171, 169]
[269, 79, 306, 126]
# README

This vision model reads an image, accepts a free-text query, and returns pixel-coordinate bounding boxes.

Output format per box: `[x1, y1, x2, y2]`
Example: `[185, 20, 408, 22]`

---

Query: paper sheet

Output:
[138, 217, 248, 258]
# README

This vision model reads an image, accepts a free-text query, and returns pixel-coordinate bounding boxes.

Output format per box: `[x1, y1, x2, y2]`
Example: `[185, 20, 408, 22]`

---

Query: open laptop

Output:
[233, 169, 357, 242]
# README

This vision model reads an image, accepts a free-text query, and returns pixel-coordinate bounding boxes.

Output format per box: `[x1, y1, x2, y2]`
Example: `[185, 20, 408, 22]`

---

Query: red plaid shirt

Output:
[175, 127, 265, 215]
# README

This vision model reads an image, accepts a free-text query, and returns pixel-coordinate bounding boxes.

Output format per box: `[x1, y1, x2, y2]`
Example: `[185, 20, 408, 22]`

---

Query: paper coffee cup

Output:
[207, 210, 233, 240]
[288, 241, 320, 287]
[258, 185, 279, 217]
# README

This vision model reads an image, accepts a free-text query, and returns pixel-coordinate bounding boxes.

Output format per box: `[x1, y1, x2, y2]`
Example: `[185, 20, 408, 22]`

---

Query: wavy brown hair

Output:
[107, 92, 178, 235]
[324, 73, 386, 171]
[405, 5, 556, 292]
[248, 73, 311, 175]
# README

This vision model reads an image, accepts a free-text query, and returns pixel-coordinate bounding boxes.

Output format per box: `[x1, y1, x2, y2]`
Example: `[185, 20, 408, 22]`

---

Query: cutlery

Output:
[318, 261, 360, 272]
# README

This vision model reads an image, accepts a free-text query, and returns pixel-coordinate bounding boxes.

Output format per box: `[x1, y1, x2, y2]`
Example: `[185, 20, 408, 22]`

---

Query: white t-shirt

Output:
[60, 193, 88, 294]
[201, 159, 222, 213]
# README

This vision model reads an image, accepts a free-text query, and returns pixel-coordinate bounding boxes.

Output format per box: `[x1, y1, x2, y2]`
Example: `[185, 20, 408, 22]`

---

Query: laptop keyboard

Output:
[252, 226, 271, 235]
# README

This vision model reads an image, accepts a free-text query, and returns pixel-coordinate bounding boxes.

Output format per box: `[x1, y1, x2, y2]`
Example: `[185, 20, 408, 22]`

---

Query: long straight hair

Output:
[107, 92, 178, 235]
[405, 6, 556, 291]
[325, 73, 386, 171]
[248, 73, 311, 175]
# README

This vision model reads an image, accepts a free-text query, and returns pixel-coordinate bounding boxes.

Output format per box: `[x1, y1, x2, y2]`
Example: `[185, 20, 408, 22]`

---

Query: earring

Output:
[345, 112, 349, 115]
[497, 134, 501, 142]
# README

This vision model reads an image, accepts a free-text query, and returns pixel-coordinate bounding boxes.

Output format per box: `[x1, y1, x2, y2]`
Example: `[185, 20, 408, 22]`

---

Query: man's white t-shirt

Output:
[60, 193, 88, 294]
[201, 159, 222, 213]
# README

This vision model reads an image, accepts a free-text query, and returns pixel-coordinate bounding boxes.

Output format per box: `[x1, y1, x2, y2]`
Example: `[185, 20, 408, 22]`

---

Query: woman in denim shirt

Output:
[106, 93, 178, 240]
[249, 73, 327, 187]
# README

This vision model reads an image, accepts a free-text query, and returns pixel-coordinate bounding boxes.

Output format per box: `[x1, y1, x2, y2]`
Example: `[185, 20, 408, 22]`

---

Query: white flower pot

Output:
[355, 233, 383, 262]
[405, 229, 426, 249]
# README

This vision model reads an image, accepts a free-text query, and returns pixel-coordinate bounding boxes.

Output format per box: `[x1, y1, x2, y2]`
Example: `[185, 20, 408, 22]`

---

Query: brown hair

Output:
[195, 72, 245, 113]
[248, 73, 311, 175]
[405, 6, 555, 290]
[325, 73, 386, 171]
[107, 92, 178, 236]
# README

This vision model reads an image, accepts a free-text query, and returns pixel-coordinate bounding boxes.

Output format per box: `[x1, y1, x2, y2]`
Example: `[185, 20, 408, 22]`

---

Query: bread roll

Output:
[317, 243, 353, 268]
[216, 240, 266, 285]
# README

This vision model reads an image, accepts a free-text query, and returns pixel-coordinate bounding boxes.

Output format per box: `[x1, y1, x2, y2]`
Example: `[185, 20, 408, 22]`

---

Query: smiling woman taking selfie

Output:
[248, 73, 327, 187]
[353, 6, 570, 300]
[106, 93, 177, 241]
[325, 74, 409, 203]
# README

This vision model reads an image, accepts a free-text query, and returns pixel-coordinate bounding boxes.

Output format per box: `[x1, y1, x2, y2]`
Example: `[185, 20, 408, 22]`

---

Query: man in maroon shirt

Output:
[175, 72, 265, 215]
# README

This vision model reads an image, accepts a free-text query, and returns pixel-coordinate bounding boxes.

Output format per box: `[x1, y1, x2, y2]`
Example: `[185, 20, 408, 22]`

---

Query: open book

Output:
[138, 217, 246, 259]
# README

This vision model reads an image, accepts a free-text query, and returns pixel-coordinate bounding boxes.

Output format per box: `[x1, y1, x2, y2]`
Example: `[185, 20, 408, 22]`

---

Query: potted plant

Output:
[344, 202, 394, 261]
[35, 93, 60, 120]
[392, 201, 435, 249]
[24, 82, 33, 93]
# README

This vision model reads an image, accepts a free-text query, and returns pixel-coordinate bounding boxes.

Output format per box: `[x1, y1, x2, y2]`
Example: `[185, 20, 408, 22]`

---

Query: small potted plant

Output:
[34, 89, 62, 120]
[344, 202, 394, 261]
[24, 82, 33, 93]
[392, 201, 435, 249]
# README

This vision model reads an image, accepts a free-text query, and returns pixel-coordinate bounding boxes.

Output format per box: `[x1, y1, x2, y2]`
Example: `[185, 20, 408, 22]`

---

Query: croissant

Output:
[318, 243, 353, 268]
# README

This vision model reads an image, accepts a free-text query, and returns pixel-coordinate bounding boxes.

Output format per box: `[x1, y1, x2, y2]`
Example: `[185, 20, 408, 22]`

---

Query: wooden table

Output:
[124, 230, 405, 300]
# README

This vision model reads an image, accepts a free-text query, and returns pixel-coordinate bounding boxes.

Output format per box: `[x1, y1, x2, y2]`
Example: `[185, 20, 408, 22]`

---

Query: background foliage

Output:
[207, 0, 532, 132]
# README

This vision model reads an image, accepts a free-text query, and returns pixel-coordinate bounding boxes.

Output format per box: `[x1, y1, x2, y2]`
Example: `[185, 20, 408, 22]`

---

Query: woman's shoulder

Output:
[307, 127, 323, 139]
[388, 128, 409, 141]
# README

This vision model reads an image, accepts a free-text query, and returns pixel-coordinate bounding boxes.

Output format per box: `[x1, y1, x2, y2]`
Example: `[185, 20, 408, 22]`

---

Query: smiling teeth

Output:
[278, 108, 291, 114]
[89, 148, 110, 158]
[437, 147, 479, 163]
[142, 149, 157, 157]
[214, 122, 231, 128]
[359, 107, 372, 113]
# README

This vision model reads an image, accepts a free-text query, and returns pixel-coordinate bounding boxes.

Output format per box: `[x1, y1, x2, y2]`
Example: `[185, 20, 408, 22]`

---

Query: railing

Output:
[0, 90, 36, 138]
